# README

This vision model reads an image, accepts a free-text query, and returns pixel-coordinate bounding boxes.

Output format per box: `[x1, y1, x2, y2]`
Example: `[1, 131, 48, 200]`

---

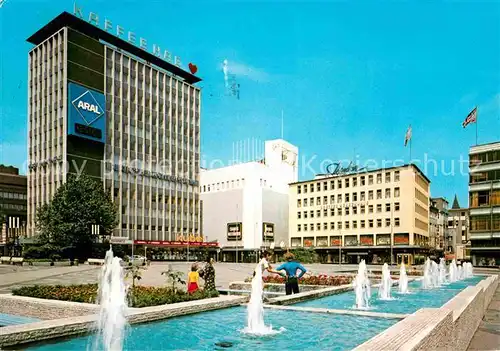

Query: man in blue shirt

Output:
[275, 252, 307, 295]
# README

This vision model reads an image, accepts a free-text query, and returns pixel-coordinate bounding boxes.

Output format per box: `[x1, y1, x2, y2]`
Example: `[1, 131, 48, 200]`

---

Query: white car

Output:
[128, 255, 147, 266]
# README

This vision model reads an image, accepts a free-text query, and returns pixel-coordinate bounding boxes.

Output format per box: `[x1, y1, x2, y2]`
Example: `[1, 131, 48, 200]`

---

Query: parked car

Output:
[129, 255, 147, 266]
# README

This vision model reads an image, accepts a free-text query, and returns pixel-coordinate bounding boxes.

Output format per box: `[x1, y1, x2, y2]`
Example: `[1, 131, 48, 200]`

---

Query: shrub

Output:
[12, 284, 219, 308]
[23, 244, 62, 260]
[244, 274, 353, 286]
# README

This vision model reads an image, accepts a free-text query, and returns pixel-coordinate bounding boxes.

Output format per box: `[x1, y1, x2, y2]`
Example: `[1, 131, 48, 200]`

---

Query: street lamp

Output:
[389, 200, 395, 266]
[91, 224, 104, 242]
[8, 216, 20, 257]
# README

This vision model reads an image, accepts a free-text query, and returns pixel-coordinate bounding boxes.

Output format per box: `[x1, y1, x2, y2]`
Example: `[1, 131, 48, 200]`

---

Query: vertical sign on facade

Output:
[67, 82, 106, 143]
[227, 222, 242, 241]
[262, 222, 274, 241]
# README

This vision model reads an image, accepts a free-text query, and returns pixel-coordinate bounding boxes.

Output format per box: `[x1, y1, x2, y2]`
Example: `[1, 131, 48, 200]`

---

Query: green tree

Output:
[290, 247, 320, 264]
[35, 173, 118, 259]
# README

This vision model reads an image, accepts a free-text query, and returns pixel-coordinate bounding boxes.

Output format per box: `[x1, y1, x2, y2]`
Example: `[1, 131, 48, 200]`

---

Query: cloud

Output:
[219, 60, 269, 82]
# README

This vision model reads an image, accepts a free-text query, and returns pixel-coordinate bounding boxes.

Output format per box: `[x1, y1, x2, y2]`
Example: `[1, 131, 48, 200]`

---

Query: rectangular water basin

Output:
[0, 313, 41, 327]
[295, 276, 484, 315]
[23, 306, 397, 351]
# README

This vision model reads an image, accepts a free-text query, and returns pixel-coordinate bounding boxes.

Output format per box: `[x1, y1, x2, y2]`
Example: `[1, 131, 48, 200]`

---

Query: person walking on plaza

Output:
[200, 257, 216, 292]
[275, 252, 308, 295]
[187, 263, 200, 294]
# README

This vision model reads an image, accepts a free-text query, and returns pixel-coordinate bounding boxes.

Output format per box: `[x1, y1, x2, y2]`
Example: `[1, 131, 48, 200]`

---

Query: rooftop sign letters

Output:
[326, 161, 366, 176]
[73, 2, 182, 68]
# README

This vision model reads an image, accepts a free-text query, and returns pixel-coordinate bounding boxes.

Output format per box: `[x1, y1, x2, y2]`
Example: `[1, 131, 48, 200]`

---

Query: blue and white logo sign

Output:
[68, 82, 106, 143]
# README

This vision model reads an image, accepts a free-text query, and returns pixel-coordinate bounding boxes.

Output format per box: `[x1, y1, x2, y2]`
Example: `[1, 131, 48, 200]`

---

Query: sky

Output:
[1, 0, 499, 207]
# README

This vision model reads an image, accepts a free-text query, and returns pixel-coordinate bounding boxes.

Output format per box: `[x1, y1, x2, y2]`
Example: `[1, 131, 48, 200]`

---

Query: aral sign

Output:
[68, 82, 106, 143]
[73, 2, 183, 68]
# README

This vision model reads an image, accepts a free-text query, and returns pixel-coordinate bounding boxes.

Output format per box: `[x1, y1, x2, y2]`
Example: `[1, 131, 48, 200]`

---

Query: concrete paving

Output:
[0, 265, 99, 289]
[0, 262, 371, 293]
[468, 276, 500, 351]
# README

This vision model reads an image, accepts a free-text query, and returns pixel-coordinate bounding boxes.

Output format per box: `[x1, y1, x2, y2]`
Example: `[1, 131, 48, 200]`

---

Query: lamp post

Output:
[390, 201, 394, 266]
[8, 216, 20, 257]
[235, 203, 240, 264]
[339, 204, 343, 266]
[187, 233, 190, 263]
[92, 224, 106, 244]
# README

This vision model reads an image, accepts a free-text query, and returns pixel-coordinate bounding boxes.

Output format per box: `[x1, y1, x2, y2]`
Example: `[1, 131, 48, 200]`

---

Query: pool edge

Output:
[0, 295, 248, 349]
[352, 274, 499, 351]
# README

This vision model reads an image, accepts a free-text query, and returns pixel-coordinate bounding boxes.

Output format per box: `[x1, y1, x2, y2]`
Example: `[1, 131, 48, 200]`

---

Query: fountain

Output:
[449, 259, 458, 283]
[94, 247, 128, 351]
[353, 260, 371, 309]
[431, 260, 440, 287]
[422, 258, 433, 289]
[457, 264, 464, 280]
[398, 262, 409, 294]
[241, 258, 282, 336]
[438, 258, 447, 285]
[378, 263, 392, 300]
[422, 258, 441, 289]
[464, 262, 474, 278]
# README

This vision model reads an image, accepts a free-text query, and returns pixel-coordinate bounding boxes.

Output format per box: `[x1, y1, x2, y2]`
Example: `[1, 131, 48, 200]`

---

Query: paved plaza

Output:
[0, 262, 371, 294]
[468, 281, 500, 351]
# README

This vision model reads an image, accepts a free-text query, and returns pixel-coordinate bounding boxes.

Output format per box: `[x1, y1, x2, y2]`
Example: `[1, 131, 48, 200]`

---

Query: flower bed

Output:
[12, 284, 219, 308]
[245, 274, 353, 286]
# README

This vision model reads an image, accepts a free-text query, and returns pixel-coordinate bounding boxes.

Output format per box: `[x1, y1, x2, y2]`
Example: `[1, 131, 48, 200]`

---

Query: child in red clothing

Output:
[187, 264, 199, 294]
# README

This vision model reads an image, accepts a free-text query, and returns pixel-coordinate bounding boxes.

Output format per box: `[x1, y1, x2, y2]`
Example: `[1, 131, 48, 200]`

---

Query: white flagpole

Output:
[475, 107, 478, 146]
[409, 137, 412, 164]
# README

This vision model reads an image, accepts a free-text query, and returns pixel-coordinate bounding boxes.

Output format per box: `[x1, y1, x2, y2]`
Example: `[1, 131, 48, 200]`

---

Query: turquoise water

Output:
[297, 276, 484, 314]
[0, 313, 40, 327]
[25, 307, 396, 351]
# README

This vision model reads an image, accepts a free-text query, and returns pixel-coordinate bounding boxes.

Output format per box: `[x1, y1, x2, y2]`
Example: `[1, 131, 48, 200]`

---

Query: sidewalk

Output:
[468, 276, 500, 350]
[0, 265, 98, 289]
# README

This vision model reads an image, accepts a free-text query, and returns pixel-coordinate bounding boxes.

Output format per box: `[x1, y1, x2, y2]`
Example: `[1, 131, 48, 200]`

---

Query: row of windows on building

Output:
[298, 202, 401, 219]
[470, 190, 500, 208]
[119, 224, 199, 232]
[297, 218, 401, 232]
[0, 204, 27, 211]
[297, 171, 400, 194]
[0, 192, 27, 200]
[105, 72, 200, 107]
[105, 53, 200, 101]
[297, 188, 400, 207]
[469, 215, 500, 231]
[470, 170, 500, 184]
[104, 87, 200, 121]
[470, 150, 500, 165]
[201, 178, 250, 193]
[30, 35, 63, 61]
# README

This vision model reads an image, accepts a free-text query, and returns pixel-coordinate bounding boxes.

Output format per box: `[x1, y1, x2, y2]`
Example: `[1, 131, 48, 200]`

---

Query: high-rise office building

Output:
[26, 11, 201, 242]
[468, 141, 500, 266]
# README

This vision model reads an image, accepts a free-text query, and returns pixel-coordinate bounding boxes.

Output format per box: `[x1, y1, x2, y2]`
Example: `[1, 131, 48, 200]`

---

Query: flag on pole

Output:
[404, 125, 412, 147]
[462, 107, 477, 128]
